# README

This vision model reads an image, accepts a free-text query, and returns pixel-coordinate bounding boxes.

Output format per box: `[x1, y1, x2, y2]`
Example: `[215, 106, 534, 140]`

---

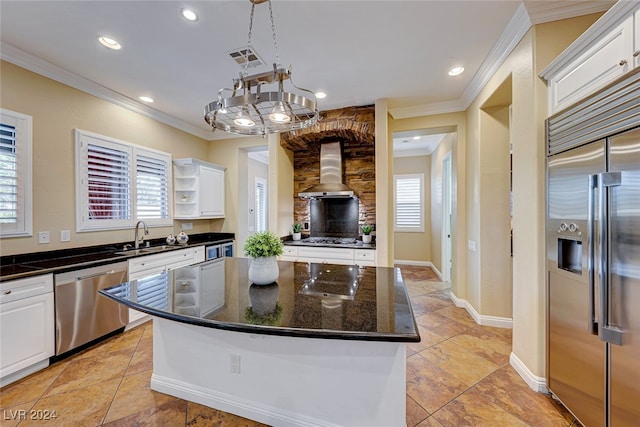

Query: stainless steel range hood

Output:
[298, 141, 356, 199]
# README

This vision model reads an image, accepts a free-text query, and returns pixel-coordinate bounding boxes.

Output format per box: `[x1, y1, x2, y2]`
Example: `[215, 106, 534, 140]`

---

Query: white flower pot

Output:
[248, 256, 279, 285]
[292, 232, 302, 241]
[363, 234, 372, 244]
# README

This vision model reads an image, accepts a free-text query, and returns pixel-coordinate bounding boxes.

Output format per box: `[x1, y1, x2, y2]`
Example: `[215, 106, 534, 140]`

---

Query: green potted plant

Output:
[361, 224, 374, 244]
[243, 231, 284, 285]
[291, 223, 302, 241]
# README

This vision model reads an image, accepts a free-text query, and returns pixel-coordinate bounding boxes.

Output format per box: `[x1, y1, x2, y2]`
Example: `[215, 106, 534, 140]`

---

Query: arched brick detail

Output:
[280, 105, 374, 152]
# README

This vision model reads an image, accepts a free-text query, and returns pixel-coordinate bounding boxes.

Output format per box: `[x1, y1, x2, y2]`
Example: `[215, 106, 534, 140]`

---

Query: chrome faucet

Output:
[134, 220, 149, 249]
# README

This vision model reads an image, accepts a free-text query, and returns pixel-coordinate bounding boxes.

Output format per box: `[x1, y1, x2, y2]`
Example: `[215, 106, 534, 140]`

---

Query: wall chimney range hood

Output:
[298, 141, 356, 199]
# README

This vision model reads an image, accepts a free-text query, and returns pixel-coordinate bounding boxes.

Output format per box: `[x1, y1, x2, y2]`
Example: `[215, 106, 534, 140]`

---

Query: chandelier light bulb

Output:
[269, 102, 291, 123]
[233, 108, 255, 127]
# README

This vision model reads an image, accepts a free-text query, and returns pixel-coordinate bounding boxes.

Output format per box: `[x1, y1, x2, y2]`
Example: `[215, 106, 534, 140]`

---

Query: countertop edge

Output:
[98, 289, 421, 344]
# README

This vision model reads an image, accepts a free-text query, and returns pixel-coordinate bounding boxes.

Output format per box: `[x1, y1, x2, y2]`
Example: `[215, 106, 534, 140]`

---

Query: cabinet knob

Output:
[619, 59, 628, 66]
[4, 290, 11, 295]
[633, 51, 640, 58]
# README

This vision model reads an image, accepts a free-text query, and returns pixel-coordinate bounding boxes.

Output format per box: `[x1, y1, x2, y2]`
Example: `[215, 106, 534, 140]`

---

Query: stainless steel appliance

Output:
[205, 241, 234, 260]
[54, 262, 128, 356]
[546, 70, 640, 426]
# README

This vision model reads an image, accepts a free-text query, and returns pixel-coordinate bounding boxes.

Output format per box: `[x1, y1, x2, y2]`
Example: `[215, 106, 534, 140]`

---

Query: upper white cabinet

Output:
[173, 158, 225, 219]
[541, 2, 640, 115]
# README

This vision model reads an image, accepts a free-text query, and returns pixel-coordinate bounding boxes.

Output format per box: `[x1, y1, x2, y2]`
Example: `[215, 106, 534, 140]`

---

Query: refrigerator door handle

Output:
[587, 174, 598, 335]
[598, 171, 624, 346]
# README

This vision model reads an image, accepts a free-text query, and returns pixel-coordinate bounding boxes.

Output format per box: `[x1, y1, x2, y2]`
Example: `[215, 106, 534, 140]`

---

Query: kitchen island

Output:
[100, 258, 420, 427]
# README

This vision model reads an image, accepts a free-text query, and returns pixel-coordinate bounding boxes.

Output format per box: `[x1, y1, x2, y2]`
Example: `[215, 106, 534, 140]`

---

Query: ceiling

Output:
[0, 1, 614, 142]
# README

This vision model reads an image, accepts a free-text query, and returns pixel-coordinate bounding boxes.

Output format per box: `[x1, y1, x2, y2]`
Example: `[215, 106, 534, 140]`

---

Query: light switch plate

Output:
[38, 231, 50, 244]
[60, 230, 71, 242]
[182, 223, 193, 230]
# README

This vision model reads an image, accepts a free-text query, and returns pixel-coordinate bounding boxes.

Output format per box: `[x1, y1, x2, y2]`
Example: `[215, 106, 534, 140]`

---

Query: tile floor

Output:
[0, 264, 578, 426]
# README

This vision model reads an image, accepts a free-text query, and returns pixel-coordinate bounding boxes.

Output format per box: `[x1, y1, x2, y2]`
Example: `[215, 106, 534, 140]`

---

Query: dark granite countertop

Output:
[0, 232, 234, 281]
[100, 258, 420, 343]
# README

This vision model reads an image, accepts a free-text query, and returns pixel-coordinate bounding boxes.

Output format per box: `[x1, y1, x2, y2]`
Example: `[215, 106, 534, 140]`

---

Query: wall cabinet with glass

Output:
[174, 158, 225, 219]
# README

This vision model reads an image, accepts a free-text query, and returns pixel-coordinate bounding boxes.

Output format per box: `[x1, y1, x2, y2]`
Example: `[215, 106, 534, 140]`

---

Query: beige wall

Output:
[462, 13, 601, 378]
[393, 155, 431, 263]
[0, 61, 213, 256]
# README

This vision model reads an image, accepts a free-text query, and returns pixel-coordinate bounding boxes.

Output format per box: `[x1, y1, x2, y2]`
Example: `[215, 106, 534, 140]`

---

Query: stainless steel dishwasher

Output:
[54, 262, 128, 356]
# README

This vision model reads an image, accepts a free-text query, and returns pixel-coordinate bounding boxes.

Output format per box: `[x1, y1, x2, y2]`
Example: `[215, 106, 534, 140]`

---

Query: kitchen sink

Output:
[114, 245, 181, 256]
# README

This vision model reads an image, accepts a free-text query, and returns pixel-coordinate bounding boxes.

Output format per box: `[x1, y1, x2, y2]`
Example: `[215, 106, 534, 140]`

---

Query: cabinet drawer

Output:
[282, 246, 299, 257]
[129, 248, 194, 275]
[0, 274, 53, 304]
[298, 247, 354, 260]
[193, 246, 205, 263]
[355, 249, 376, 262]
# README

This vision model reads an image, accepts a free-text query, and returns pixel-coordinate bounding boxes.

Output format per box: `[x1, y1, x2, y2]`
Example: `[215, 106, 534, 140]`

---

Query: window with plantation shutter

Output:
[394, 174, 424, 232]
[76, 129, 172, 232]
[0, 109, 32, 238]
[255, 177, 267, 232]
[136, 153, 169, 220]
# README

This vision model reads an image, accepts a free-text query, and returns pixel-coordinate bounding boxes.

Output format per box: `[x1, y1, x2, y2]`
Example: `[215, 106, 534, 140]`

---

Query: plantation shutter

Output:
[0, 123, 17, 224]
[136, 153, 170, 220]
[255, 178, 266, 232]
[87, 142, 131, 221]
[395, 174, 424, 231]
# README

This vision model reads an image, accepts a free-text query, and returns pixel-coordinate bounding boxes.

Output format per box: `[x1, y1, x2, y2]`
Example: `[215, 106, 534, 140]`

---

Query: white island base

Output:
[151, 318, 407, 427]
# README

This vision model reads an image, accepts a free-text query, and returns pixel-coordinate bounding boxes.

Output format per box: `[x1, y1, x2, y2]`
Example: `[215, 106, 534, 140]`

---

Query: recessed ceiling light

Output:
[139, 96, 154, 103]
[181, 8, 198, 22]
[315, 91, 327, 99]
[97, 36, 121, 50]
[448, 66, 464, 76]
[413, 136, 421, 140]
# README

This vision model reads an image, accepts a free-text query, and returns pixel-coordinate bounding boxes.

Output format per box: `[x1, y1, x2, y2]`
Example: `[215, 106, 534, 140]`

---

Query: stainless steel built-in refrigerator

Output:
[546, 69, 640, 427]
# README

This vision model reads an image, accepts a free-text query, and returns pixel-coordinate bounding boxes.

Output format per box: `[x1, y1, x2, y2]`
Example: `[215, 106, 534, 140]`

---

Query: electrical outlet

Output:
[230, 354, 241, 374]
[38, 231, 50, 244]
[182, 222, 193, 230]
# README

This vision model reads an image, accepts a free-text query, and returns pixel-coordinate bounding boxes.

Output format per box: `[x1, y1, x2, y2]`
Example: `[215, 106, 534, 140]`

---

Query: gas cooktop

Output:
[299, 237, 358, 245]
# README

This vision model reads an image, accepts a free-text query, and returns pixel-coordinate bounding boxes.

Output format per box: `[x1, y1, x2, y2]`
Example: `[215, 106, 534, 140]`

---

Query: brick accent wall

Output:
[282, 105, 376, 232]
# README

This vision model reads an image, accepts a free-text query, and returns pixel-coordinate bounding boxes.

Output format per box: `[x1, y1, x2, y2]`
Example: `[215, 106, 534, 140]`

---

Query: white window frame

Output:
[394, 173, 424, 232]
[0, 109, 33, 238]
[75, 129, 172, 232]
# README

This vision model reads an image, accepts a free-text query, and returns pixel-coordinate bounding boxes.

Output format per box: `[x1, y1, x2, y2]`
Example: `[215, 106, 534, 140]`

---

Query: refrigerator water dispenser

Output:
[557, 237, 582, 274]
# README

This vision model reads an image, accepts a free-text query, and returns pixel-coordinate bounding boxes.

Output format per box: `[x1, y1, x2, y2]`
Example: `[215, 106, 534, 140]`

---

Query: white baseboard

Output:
[394, 260, 442, 280]
[448, 291, 512, 329]
[0, 359, 49, 387]
[510, 352, 548, 393]
[151, 374, 341, 427]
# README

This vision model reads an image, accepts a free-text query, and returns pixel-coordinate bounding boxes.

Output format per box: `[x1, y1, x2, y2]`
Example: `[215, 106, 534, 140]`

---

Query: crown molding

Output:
[1, 42, 218, 141]
[525, 0, 615, 25]
[389, 3, 532, 120]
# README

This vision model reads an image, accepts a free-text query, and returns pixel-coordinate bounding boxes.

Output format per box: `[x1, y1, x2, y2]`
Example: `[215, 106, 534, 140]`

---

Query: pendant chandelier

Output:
[204, 0, 318, 136]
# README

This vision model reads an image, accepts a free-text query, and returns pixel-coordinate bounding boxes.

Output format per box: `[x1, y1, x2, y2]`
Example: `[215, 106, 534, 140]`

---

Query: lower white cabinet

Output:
[279, 246, 376, 266]
[127, 246, 205, 326]
[0, 274, 54, 386]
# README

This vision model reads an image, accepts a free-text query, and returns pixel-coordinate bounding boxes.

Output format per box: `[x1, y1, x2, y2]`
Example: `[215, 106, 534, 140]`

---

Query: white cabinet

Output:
[541, 2, 640, 115]
[174, 158, 225, 219]
[127, 246, 204, 326]
[280, 246, 376, 266]
[0, 274, 54, 386]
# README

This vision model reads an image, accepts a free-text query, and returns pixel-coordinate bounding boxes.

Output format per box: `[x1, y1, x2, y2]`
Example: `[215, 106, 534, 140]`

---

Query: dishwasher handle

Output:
[76, 270, 116, 281]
